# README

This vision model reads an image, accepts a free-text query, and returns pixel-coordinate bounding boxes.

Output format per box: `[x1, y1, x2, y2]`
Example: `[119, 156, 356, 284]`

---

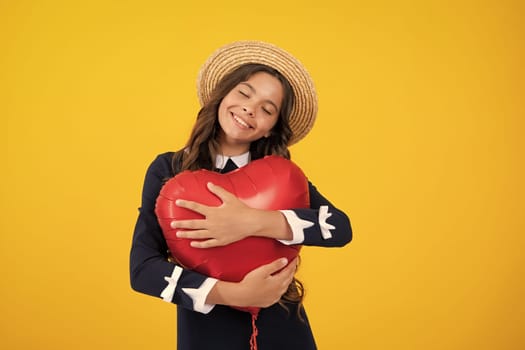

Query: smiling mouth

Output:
[231, 112, 252, 129]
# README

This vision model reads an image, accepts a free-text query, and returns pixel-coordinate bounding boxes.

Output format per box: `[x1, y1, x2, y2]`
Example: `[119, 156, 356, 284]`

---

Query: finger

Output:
[273, 257, 298, 280]
[176, 199, 210, 215]
[190, 239, 221, 249]
[171, 219, 207, 230]
[176, 229, 211, 239]
[206, 182, 234, 203]
[257, 257, 289, 276]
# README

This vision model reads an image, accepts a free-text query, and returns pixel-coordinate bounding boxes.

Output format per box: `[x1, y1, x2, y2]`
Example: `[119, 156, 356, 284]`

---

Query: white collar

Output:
[215, 152, 250, 169]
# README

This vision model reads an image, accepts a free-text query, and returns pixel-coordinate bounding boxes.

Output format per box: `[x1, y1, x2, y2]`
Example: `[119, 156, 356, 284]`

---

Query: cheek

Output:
[217, 100, 229, 121]
[261, 117, 279, 135]
[268, 115, 280, 128]
[217, 109, 227, 130]
[217, 95, 234, 117]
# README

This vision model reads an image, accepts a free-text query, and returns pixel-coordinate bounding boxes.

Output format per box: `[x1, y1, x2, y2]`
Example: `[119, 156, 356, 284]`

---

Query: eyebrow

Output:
[239, 82, 280, 112]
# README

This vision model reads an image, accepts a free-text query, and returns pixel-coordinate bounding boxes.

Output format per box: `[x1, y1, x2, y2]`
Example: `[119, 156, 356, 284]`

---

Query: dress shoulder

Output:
[146, 151, 177, 179]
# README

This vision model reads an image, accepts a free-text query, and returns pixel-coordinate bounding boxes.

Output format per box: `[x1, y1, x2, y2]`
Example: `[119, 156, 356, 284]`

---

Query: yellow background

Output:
[2, 0, 523, 349]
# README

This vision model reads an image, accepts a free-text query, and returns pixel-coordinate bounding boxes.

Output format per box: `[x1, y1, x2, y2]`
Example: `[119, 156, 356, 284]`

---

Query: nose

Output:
[242, 106, 254, 117]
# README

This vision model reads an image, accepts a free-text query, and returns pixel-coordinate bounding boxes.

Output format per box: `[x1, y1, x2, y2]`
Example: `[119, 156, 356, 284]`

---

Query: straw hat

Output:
[197, 41, 318, 145]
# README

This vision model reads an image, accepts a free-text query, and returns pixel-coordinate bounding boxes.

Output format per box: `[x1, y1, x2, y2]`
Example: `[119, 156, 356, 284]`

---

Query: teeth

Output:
[233, 114, 250, 128]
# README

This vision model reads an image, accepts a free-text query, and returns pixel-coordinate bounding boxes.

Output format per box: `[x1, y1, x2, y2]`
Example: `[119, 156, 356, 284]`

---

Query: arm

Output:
[242, 181, 353, 247]
[174, 181, 352, 248]
[130, 153, 218, 313]
[206, 257, 297, 307]
[278, 181, 353, 247]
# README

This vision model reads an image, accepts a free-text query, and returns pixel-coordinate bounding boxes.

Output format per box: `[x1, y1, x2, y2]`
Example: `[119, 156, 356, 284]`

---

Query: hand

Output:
[237, 257, 298, 308]
[206, 257, 298, 308]
[170, 182, 255, 248]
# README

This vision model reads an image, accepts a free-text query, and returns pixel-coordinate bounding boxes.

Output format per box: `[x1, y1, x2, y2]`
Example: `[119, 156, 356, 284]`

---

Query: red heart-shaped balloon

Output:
[155, 155, 309, 314]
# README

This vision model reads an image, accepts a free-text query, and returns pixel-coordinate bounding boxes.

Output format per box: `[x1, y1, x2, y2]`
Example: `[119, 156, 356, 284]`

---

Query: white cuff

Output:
[319, 205, 335, 239]
[278, 210, 314, 245]
[160, 265, 183, 302]
[182, 278, 218, 314]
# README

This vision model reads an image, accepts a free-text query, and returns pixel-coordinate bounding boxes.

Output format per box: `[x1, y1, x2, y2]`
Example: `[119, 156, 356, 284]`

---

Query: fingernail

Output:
[175, 199, 182, 205]
[170, 221, 177, 228]
[281, 258, 288, 265]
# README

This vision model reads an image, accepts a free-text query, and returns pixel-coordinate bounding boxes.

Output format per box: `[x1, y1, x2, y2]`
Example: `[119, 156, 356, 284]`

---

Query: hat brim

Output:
[197, 41, 317, 145]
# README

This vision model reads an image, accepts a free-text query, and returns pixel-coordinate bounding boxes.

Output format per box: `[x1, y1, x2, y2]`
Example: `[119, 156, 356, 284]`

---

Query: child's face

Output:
[217, 72, 283, 154]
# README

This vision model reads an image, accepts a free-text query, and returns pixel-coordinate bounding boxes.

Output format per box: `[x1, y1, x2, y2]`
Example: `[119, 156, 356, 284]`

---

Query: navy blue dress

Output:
[130, 152, 352, 349]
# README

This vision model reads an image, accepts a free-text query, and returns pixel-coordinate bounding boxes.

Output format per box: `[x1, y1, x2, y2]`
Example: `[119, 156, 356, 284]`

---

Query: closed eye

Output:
[238, 90, 249, 97]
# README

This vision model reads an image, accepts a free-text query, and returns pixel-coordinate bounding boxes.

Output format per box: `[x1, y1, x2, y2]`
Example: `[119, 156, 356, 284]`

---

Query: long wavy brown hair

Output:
[172, 63, 305, 315]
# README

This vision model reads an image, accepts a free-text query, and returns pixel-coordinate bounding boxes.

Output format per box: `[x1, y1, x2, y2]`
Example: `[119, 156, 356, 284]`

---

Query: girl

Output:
[130, 41, 352, 349]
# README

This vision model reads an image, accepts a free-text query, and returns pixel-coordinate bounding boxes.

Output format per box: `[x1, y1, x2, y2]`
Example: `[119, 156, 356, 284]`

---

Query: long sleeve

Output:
[129, 153, 217, 313]
[279, 182, 352, 247]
